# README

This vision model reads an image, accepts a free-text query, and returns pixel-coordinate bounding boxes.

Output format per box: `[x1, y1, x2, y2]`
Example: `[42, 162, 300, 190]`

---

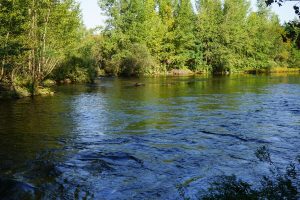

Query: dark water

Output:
[0, 74, 300, 199]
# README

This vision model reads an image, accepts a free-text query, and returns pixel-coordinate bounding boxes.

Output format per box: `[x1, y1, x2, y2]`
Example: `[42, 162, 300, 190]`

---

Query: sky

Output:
[77, 0, 298, 29]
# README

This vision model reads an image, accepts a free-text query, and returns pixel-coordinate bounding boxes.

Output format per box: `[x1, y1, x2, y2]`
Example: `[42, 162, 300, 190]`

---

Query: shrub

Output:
[202, 146, 300, 200]
[51, 56, 97, 83]
[120, 43, 159, 76]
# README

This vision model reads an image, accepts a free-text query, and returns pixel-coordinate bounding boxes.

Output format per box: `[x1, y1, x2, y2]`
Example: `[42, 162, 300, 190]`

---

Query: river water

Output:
[0, 74, 300, 199]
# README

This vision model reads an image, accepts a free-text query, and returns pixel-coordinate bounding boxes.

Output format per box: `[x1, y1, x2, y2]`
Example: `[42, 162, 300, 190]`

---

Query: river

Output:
[0, 74, 299, 199]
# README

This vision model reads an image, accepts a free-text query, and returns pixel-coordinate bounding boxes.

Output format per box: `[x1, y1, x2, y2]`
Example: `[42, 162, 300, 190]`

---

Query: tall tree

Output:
[27, 0, 82, 93]
[173, 0, 197, 69]
[196, 0, 223, 71]
[0, 0, 82, 95]
[245, 0, 289, 69]
[0, 0, 27, 83]
[98, 0, 296, 75]
[218, 0, 251, 72]
[99, 0, 164, 75]
[158, 0, 176, 70]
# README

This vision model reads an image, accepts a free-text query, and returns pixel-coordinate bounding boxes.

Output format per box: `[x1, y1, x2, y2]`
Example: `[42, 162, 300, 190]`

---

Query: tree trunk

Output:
[40, 8, 51, 81]
[0, 64, 4, 82]
[1, 32, 10, 82]
[29, 0, 38, 95]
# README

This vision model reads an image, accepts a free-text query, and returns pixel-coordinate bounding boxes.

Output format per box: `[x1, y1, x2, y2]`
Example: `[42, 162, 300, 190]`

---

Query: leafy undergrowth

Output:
[202, 146, 300, 200]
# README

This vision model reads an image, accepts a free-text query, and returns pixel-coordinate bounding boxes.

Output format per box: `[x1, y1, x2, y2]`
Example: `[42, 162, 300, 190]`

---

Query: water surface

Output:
[0, 74, 300, 199]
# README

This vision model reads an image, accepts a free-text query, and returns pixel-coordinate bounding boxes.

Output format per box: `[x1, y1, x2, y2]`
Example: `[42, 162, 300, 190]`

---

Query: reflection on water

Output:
[0, 74, 300, 199]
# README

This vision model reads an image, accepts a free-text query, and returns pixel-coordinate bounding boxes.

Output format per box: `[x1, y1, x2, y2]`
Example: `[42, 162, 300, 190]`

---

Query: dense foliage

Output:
[0, 0, 97, 97]
[1, 0, 300, 97]
[98, 0, 300, 75]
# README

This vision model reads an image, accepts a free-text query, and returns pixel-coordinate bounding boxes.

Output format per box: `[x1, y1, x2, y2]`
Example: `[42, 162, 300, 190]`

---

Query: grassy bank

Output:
[244, 67, 300, 74]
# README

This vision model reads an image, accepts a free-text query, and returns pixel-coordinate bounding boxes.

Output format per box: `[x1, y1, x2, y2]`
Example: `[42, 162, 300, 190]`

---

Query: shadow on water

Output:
[0, 74, 300, 199]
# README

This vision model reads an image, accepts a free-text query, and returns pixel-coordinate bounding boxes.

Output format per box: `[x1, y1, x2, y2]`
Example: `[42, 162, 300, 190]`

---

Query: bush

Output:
[120, 43, 159, 76]
[51, 56, 97, 83]
[203, 175, 257, 200]
[42, 79, 56, 87]
[202, 146, 300, 200]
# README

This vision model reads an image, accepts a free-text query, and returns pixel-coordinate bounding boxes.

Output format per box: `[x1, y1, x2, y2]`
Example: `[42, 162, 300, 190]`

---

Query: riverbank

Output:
[244, 67, 300, 74]
[166, 67, 300, 76]
[0, 83, 54, 99]
[1, 68, 299, 99]
[0, 87, 54, 99]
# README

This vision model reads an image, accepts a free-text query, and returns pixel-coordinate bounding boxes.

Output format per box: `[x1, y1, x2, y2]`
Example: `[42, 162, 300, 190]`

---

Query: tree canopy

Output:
[0, 0, 97, 96]
[97, 0, 298, 75]
[1, 0, 300, 97]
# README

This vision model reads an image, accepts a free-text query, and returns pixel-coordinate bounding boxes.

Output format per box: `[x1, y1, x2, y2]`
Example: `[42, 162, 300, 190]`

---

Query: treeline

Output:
[97, 0, 300, 76]
[1, 0, 300, 97]
[0, 0, 97, 97]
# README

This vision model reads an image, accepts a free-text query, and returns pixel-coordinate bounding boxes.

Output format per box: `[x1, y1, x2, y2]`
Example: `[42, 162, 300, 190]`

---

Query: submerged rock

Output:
[134, 83, 145, 87]
[0, 178, 39, 200]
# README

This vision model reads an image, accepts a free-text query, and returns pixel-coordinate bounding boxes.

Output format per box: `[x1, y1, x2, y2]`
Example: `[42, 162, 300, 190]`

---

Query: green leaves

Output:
[0, 0, 83, 91]
[195, 0, 291, 73]
[97, 0, 295, 75]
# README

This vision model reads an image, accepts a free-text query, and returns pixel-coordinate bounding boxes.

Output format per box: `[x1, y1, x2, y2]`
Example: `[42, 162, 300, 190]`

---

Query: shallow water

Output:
[0, 74, 300, 199]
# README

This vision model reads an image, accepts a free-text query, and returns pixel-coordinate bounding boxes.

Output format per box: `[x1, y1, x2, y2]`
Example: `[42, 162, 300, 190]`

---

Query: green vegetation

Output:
[97, 0, 300, 76]
[202, 146, 300, 200]
[51, 30, 101, 83]
[0, 0, 98, 97]
[1, 0, 300, 98]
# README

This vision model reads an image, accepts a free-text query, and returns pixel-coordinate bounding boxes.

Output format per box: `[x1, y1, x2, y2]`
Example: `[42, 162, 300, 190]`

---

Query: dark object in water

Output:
[0, 178, 38, 200]
[134, 83, 145, 87]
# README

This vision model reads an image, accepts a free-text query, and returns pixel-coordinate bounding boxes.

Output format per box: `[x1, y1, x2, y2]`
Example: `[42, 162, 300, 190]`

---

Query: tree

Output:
[158, 0, 176, 70]
[26, 0, 82, 94]
[173, 0, 198, 70]
[283, 20, 300, 66]
[97, 0, 295, 75]
[0, 0, 28, 84]
[284, 20, 300, 49]
[196, 0, 223, 72]
[218, 0, 251, 72]
[0, 0, 83, 95]
[99, 0, 163, 75]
